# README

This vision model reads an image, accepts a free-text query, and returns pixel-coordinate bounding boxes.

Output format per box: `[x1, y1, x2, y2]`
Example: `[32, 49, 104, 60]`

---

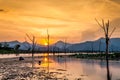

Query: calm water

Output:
[1, 53, 120, 80]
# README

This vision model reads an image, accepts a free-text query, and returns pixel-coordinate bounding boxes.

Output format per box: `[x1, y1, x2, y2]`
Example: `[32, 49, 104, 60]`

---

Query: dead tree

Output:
[47, 30, 50, 73]
[26, 34, 37, 69]
[96, 19, 116, 80]
[23, 37, 31, 52]
[14, 44, 20, 56]
[64, 39, 67, 71]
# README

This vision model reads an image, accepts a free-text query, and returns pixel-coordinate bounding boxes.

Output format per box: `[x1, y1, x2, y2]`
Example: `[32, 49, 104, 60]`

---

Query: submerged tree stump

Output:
[19, 57, 24, 61]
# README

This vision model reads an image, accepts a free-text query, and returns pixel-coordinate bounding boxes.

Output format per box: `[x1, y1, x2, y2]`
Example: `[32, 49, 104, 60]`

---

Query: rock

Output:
[19, 57, 24, 61]
[38, 61, 41, 65]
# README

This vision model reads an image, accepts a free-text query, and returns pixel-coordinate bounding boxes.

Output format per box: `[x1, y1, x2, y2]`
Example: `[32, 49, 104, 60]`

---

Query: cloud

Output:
[0, 9, 4, 12]
[109, 0, 120, 4]
[80, 29, 98, 42]
[109, 18, 120, 37]
[110, 18, 120, 28]
[1, 0, 120, 20]
[0, 0, 120, 43]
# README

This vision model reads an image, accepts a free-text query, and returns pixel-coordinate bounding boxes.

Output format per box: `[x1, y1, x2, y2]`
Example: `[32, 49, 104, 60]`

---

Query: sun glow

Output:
[44, 42, 48, 46]
[38, 39, 53, 46]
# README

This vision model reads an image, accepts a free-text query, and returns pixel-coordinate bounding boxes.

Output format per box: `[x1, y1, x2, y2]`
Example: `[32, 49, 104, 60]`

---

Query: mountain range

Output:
[0, 38, 120, 52]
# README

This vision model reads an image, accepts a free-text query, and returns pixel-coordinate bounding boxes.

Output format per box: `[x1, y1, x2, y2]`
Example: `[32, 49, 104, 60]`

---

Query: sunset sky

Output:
[0, 0, 120, 44]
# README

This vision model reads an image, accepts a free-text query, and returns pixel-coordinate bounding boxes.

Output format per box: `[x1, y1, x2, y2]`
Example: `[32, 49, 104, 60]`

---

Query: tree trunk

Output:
[106, 37, 111, 80]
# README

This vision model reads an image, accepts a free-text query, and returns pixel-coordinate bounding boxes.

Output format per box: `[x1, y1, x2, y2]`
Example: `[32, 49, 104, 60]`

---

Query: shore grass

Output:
[0, 49, 15, 54]
[69, 53, 120, 60]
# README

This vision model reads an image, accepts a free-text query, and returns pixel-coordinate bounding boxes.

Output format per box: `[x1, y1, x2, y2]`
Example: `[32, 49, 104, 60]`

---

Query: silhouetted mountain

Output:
[0, 40, 20, 48]
[0, 38, 120, 52]
[68, 38, 120, 52]
[52, 40, 72, 49]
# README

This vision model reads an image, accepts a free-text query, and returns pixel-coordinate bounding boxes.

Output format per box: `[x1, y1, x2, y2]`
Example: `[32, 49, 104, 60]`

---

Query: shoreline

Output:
[0, 56, 72, 80]
[1, 55, 120, 80]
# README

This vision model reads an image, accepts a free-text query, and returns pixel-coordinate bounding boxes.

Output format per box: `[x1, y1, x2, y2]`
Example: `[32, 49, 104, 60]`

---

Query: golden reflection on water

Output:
[44, 57, 48, 62]
[35, 53, 57, 69]
[34, 55, 120, 80]
[1, 54, 120, 80]
[40, 57, 55, 68]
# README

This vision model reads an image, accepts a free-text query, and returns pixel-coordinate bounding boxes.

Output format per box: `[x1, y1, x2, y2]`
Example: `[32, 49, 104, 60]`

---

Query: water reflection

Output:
[1, 54, 120, 80]
[36, 57, 120, 80]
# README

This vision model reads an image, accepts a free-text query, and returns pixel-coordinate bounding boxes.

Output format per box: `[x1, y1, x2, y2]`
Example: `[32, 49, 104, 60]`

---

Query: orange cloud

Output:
[0, 0, 120, 43]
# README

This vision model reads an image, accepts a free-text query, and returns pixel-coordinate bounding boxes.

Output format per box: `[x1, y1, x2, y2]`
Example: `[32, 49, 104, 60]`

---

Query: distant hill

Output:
[68, 38, 120, 52]
[52, 40, 72, 49]
[0, 38, 120, 52]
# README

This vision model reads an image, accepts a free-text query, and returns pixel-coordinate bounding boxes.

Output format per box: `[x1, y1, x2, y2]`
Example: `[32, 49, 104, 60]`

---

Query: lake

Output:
[0, 53, 120, 80]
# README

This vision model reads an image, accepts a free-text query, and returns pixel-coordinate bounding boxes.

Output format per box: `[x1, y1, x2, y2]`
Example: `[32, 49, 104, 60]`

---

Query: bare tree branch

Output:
[95, 18, 104, 29]
[95, 19, 107, 35]
[24, 37, 27, 42]
[26, 34, 33, 42]
[109, 27, 116, 38]
[102, 19, 107, 35]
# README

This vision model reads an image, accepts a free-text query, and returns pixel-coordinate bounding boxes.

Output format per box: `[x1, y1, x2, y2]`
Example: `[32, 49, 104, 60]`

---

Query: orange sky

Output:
[0, 0, 120, 44]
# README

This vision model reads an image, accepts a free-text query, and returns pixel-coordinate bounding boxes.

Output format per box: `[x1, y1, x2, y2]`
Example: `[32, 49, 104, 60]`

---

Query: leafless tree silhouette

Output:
[96, 19, 116, 80]
[47, 30, 50, 73]
[26, 34, 37, 69]
[23, 37, 31, 51]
